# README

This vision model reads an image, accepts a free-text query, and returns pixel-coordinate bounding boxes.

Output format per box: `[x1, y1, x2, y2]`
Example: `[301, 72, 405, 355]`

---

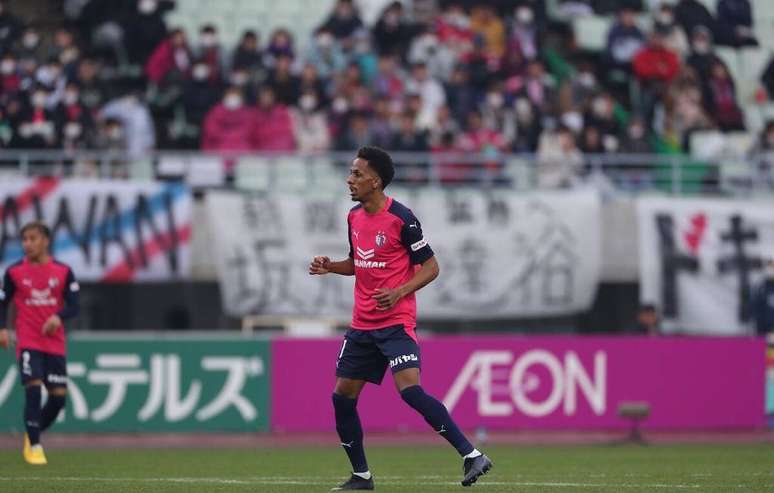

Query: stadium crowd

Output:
[0, 0, 773, 185]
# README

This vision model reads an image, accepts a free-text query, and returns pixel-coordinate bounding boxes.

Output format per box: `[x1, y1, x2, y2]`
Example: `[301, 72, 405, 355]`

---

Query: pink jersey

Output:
[347, 197, 434, 337]
[0, 258, 79, 357]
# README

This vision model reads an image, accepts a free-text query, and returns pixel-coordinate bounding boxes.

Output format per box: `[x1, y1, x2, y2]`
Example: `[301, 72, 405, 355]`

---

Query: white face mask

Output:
[516, 8, 534, 24]
[0, 59, 14, 75]
[333, 97, 348, 113]
[224, 94, 243, 110]
[300, 94, 317, 111]
[139, 0, 157, 14]
[23, 33, 39, 49]
[592, 98, 609, 116]
[64, 122, 82, 138]
[658, 13, 674, 25]
[629, 125, 645, 139]
[230, 72, 248, 86]
[486, 92, 504, 109]
[31, 92, 47, 108]
[193, 65, 210, 81]
[317, 34, 334, 49]
[200, 33, 217, 48]
[63, 91, 79, 105]
[578, 72, 596, 88]
[693, 41, 710, 54]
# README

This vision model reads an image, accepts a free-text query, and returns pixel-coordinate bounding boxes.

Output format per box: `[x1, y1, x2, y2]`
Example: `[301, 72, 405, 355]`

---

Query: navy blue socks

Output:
[400, 385, 474, 456]
[40, 394, 66, 432]
[24, 385, 41, 445]
[332, 393, 369, 473]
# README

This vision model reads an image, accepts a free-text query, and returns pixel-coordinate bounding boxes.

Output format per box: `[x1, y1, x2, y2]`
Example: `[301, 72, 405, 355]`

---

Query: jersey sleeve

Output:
[0, 270, 16, 328]
[400, 213, 434, 265]
[56, 268, 80, 320]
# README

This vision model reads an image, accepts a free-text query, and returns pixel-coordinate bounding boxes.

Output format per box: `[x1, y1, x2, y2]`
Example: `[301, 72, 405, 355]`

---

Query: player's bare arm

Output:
[373, 256, 439, 311]
[42, 315, 63, 336]
[309, 256, 355, 276]
[0, 328, 9, 349]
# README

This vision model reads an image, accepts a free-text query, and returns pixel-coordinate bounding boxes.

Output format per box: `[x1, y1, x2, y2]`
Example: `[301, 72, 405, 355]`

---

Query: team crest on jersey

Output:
[375, 231, 387, 248]
[48, 277, 59, 288]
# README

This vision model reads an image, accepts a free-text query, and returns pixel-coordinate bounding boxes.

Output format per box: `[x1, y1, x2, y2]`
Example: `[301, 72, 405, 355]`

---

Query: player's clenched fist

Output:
[309, 256, 331, 275]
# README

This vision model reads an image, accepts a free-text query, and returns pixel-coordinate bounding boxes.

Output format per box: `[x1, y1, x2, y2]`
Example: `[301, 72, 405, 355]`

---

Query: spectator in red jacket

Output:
[145, 29, 191, 85]
[633, 30, 681, 123]
[201, 86, 256, 152]
[253, 85, 295, 151]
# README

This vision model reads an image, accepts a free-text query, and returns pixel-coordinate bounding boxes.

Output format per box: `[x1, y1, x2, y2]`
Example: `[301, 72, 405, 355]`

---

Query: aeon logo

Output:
[442, 350, 606, 418]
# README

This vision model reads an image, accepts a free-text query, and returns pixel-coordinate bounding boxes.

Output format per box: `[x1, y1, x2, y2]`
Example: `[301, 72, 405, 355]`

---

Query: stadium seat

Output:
[754, 0, 774, 23]
[235, 156, 271, 190]
[186, 156, 226, 187]
[689, 130, 726, 160]
[573, 16, 612, 52]
[739, 47, 771, 103]
[156, 156, 187, 180]
[271, 156, 309, 191]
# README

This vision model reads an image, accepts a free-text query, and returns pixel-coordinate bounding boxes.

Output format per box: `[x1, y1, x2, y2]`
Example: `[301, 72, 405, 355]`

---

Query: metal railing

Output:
[0, 149, 773, 196]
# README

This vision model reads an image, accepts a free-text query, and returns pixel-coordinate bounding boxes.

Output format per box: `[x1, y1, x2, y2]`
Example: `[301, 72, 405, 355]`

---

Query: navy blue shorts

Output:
[18, 349, 68, 388]
[335, 324, 421, 385]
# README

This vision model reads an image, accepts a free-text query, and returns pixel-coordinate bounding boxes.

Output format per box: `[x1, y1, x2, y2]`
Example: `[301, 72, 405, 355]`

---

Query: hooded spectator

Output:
[100, 91, 155, 159]
[674, 0, 717, 41]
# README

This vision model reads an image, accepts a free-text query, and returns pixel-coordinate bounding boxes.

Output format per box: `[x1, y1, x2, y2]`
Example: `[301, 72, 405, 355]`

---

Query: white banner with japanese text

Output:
[206, 189, 602, 319]
[638, 197, 774, 334]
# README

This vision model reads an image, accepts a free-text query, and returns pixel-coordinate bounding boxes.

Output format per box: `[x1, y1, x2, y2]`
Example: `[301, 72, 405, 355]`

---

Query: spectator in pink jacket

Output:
[253, 86, 295, 151]
[145, 29, 191, 84]
[201, 87, 255, 151]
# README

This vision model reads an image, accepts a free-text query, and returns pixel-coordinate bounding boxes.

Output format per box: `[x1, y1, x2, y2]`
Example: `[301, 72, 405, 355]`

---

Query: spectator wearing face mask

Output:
[201, 87, 255, 152]
[620, 116, 652, 154]
[53, 82, 95, 150]
[654, 4, 689, 55]
[252, 85, 295, 151]
[511, 97, 542, 152]
[145, 29, 191, 85]
[305, 27, 347, 80]
[686, 26, 724, 81]
[291, 90, 330, 152]
[122, 0, 175, 65]
[509, 5, 540, 63]
[434, 4, 474, 62]
[196, 25, 222, 85]
[536, 124, 584, 188]
[372, 1, 416, 60]
[15, 27, 43, 62]
[183, 61, 223, 135]
[16, 87, 58, 149]
[559, 61, 599, 113]
[584, 92, 622, 141]
[604, 8, 645, 73]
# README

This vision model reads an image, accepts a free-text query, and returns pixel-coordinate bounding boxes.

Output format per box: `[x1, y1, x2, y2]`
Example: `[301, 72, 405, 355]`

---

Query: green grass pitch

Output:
[1, 443, 772, 492]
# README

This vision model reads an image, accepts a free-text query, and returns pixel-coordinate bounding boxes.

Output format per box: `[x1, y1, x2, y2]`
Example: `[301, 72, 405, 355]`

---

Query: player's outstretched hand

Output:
[42, 315, 62, 336]
[373, 287, 402, 311]
[309, 256, 331, 275]
[0, 328, 9, 349]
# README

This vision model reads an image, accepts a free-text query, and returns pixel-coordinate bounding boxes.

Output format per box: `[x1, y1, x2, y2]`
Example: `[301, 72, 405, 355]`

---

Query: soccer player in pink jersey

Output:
[0, 221, 80, 465]
[310, 147, 492, 490]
